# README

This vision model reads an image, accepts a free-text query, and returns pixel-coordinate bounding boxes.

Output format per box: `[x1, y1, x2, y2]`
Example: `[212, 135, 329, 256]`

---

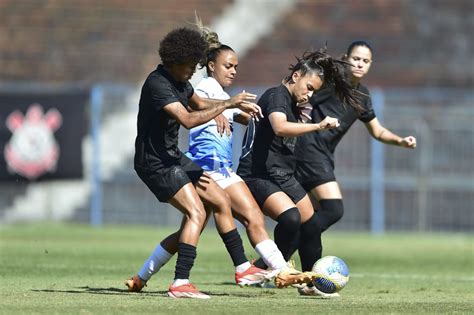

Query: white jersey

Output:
[185, 77, 241, 171]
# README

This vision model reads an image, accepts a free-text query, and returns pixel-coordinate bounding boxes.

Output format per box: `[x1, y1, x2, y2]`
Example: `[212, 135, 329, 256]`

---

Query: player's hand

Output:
[318, 116, 340, 130]
[214, 114, 231, 136]
[228, 90, 257, 108]
[239, 102, 263, 121]
[400, 136, 417, 149]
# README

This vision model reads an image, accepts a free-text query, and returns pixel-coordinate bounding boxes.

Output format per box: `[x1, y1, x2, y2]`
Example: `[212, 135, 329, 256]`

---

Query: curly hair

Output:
[158, 27, 207, 66]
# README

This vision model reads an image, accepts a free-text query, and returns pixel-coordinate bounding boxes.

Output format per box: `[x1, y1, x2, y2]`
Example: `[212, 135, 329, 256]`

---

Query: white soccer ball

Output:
[311, 256, 349, 293]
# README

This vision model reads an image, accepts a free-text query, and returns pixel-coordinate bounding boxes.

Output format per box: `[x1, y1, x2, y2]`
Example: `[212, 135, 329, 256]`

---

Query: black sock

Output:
[298, 213, 322, 272]
[253, 257, 267, 269]
[317, 199, 344, 232]
[274, 207, 301, 261]
[174, 242, 197, 280]
[220, 229, 248, 267]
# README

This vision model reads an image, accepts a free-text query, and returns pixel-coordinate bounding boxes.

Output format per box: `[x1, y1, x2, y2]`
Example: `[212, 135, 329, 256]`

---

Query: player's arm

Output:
[164, 99, 262, 130]
[269, 112, 339, 137]
[163, 101, 229, 129]
[364, 117, 417, 148]
[188, 91, 257, 111]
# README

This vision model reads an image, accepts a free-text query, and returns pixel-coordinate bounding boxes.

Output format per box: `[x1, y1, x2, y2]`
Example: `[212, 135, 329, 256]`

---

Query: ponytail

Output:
[193, 12, 234, 76]
[286, 48, 364, 112]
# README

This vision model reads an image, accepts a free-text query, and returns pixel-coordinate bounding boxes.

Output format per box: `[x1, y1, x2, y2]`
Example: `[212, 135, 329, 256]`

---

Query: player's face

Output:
[168, 62, 198, 82]
[347, 46, 372, 80]
[209, 50, 238, 87]
[291, 71, 323, 103]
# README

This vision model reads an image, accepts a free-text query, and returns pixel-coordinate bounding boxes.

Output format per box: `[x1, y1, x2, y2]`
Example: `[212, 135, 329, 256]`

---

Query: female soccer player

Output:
[294, 41, 417, 297]
[128, 27, 265, 299]
[126, 24, 316, 293]
[237, 50, 360, 279]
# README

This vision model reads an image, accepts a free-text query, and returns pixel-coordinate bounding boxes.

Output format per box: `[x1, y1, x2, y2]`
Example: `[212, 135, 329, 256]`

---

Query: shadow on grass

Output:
[31, 286, 167, 296]
[31, 285, 277, 298]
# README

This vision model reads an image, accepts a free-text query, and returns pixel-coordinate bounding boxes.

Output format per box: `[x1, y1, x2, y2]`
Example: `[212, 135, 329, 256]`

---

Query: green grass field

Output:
[0, 224, 472, 314]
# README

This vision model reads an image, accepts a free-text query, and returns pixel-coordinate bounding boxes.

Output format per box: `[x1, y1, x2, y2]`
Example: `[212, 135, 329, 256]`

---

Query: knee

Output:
[187, 206, 207, 226]
[319, 199, 344, 230]
[276, 207, 301, 233]
[244, 210, 266, 231]
[300, 213, 320, 236]
[211, 192, 232, 214]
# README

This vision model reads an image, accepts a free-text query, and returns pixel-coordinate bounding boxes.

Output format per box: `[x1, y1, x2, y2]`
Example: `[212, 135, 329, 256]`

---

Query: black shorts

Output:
[243, 176, 307, 208]
[135, 154, 203, 202]
[294, 157, 336, 192]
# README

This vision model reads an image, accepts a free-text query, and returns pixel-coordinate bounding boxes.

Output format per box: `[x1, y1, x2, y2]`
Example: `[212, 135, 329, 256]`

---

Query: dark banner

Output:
[0, 89, 88, 181]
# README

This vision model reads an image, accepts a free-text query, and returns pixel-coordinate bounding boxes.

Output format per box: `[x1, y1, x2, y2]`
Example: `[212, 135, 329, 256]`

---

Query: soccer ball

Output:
[312, 256, 349, 293]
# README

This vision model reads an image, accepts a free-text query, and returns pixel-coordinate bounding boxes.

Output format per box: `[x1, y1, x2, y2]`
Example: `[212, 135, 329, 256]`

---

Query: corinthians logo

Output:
[4, 104, 63, 180]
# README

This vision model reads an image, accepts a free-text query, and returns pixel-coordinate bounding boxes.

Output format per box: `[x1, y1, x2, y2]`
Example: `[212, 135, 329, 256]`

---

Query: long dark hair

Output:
[285, 48, 364, 112]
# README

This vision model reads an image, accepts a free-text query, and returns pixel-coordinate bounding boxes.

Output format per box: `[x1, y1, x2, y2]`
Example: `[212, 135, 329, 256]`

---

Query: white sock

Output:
[255, 239, 287, 270]
[137, 244, 173, 281]
[172, 279, 190, 287]
[235, 261, 252, 273]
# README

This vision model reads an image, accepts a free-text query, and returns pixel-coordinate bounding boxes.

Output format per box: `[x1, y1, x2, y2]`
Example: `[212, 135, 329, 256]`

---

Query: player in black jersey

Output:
[126, 27, 267, 299]
[294, 41, 416, 297]
[237, 50, 361, 278]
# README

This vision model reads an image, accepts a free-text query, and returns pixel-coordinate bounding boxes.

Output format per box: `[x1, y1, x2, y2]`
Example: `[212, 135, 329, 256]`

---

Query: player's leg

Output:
[295, 194, 321, 272]
[194, 173, 269, 286]
[165, 183, 210, 299]
[128, 206, 214, 292]
[310, 181, 344, 232]
[261, 191, 302, 263]
[297, 182, 343, 298]
[225, 181, 287, 270]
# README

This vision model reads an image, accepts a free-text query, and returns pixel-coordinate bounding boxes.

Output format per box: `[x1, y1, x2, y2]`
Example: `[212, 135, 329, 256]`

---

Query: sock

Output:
[274, 207, 301, 261]
[298, 213, 322, 272]
[174, 242, 196, 281]
[171, 278, 190, 287]
[138, 243, 173, 281]
[317, 199, 344, 232]
[255, 239, 287, 270]
[254, 208, 301, 270]
[220, 229, 248, 267]
[235, 261, 252, 273]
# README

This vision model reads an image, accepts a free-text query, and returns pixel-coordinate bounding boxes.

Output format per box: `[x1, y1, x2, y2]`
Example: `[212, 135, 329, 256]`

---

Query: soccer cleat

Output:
[125, 275, 146, 292]
[273, 261, 319, 288]
[235, 265, 270, 286]
[297, 283, 341, 298]
[167, 283, 210, 299]
[257, 279, 277, 289]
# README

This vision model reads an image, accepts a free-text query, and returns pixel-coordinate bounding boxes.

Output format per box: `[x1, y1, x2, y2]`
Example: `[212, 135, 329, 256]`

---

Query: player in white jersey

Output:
[125, 21, 317, 293]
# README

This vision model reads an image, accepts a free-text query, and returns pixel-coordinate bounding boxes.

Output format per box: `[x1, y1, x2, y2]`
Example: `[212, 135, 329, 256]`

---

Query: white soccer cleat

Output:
[235, 265, 270, 287]
[167, 283, 210, 299]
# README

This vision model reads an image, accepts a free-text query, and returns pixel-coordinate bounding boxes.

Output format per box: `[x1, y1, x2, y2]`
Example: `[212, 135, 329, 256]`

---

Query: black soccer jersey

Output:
[295, 83, 376, 162]
[237, 84, 300, 181]
[134, 65, 194, 171]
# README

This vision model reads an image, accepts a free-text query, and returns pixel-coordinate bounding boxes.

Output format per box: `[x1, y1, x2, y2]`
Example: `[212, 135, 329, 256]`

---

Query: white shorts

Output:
[206, 167, 243, 190]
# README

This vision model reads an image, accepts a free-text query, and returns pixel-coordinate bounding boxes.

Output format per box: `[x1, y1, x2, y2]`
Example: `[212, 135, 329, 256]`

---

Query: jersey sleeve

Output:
[266, 90, 289, 116]
[147, 76, 181, 112]
[357, 88, 376, 123]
